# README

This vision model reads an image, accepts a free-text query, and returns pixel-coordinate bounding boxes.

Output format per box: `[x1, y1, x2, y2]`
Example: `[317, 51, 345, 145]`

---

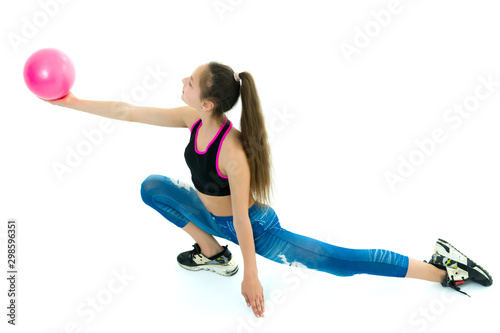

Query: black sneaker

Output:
[426, 238, 493, 296]
[177, 243, 238, 277]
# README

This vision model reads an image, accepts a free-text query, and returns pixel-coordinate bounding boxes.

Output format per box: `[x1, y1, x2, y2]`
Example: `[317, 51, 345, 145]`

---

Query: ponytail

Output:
[239, 72, 273, 206]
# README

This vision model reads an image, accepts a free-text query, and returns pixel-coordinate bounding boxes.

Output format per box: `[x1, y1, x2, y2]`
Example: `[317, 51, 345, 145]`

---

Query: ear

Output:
[201, 99, 215, 113]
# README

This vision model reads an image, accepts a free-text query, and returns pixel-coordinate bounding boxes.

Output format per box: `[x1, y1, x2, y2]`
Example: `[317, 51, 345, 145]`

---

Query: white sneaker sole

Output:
[178, 257, 239, 277]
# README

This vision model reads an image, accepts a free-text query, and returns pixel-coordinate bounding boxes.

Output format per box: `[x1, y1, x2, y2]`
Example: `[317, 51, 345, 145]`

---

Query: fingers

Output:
[242, 292, 265, 318]
[241, 279, 265, 318]
[251, 296, 265, 318]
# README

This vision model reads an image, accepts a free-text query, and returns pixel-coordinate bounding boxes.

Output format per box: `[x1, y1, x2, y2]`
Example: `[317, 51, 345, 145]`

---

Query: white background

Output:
[1, 0, 499, 332]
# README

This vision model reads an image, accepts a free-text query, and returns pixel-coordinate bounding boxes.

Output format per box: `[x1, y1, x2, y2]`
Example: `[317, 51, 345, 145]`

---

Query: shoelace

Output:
[191, 245, 202, 261]
[424, 260, 471, 297]
[449, 276, 470, 297]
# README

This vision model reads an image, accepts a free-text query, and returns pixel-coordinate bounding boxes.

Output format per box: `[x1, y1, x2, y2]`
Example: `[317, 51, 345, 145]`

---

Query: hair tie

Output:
[234, 72, 240, 82]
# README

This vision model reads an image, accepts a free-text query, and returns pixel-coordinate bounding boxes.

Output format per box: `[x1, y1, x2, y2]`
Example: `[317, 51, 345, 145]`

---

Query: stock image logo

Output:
[384, 74, 499, 191]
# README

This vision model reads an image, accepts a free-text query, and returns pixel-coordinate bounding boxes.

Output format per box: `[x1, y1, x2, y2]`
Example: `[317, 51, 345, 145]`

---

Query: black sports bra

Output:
[184, 117, 232, 196]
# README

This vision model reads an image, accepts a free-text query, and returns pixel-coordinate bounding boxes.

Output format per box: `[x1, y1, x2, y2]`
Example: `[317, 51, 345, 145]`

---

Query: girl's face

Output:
[181, 64, 207, 110]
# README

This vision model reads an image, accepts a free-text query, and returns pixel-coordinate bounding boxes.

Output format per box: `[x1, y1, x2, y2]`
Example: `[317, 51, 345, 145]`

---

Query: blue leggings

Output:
[140, 175, 409, 278]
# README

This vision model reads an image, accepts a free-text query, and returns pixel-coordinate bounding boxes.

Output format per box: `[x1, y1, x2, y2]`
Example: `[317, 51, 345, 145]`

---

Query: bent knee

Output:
[140, 175, 193, 205]
[140, 174, 165, 204]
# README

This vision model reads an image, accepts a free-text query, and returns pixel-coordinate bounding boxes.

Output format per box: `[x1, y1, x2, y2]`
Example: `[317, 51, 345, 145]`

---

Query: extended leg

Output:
[254, 226, 409, 278]
[255, 226, 449, 283]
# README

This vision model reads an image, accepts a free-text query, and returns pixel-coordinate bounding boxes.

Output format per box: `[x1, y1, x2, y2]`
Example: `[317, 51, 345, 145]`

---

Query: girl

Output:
[46, 61, 492, 319]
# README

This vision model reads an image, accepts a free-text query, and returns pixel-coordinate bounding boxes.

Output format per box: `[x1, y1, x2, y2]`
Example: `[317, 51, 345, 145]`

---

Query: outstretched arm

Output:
[42, 91, 199, 128]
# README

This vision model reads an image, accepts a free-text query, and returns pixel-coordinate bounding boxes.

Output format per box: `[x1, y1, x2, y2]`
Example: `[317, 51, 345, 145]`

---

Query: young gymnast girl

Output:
[46, 61, 492, 319]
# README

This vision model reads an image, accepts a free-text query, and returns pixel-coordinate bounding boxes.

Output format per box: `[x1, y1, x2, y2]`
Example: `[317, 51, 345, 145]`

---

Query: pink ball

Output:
[23, 48, 76, 100]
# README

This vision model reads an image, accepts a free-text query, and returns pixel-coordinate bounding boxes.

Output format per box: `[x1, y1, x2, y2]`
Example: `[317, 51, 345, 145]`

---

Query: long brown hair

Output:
[199, 61, 273, 206]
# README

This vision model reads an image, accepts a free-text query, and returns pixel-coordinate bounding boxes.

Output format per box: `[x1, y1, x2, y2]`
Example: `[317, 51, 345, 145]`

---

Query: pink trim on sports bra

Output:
[189, 118, 201, 132]
[216, 121, 233, 179]
[195, 117, 228, 154]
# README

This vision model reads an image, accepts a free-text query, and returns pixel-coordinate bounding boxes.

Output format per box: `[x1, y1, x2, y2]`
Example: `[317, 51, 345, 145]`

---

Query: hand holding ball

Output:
[23, 48, 76, 100]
